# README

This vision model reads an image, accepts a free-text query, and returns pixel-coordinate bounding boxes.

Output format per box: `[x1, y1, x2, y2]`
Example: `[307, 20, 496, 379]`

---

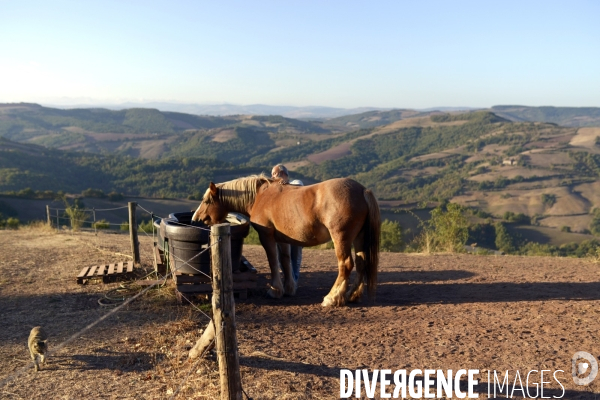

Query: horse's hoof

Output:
[266, 288, 283, 299]
[347, 294, 362, 303]
[284, 282, 297, 296]
[347, 289, 363, 303]
[321, 296, 337, 307]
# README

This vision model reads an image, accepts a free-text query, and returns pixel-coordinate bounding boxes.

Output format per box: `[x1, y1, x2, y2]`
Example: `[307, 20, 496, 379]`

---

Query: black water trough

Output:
[162, 212, 250, 275]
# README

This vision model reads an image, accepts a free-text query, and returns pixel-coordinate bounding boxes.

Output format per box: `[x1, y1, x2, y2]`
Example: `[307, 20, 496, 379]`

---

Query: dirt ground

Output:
[2, 227, 600, 399]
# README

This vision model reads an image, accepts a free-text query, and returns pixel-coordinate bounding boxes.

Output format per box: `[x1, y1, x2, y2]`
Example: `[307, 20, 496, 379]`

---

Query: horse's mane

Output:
[203, 174, 273, 211]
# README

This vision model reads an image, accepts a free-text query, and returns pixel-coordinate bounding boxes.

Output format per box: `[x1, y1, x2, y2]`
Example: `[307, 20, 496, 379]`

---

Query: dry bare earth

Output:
[2, 229, 600, 399]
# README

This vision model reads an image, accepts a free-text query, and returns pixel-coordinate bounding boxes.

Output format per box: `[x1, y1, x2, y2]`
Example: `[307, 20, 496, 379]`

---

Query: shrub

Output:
[494, 222, 519, 253]
[476, 209, 492, 219]
[6, 217, 19, 230]
[64, 205, 88, 231]
[518, 242, 556, 256]
[138, 220, 154, 234]
[531, 214, 544, 226]
[541, 193, 557, 207]
[511, 213, 531, 225]
[503, 211, 515, 220]
[503, 211, 530, 225]
[187, 192, 203, 201]
[108, 192, 124, 201]
[418, 203, 469, 253]
[561, 226, 571, 233]
[92, 219, 111, 230]
[245, 225, 261, 245]
[468, 222, 496, 249]
[380, 219, 403, 252]
[120, 221, 130, 231]
[81, 188, 106, 198]
[591, 208, 600, 236]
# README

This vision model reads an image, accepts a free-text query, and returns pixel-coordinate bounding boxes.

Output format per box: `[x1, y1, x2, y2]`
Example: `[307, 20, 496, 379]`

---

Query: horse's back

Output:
[252, 177, 370, 245]
[315, 178, 368, 206]
[311, 178, 370, 227]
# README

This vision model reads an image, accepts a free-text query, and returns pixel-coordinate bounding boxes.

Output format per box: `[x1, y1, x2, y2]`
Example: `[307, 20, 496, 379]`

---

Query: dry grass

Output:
[307, 143, 351, 164]
[454, 186, 591, 217]
[211, 129, 236, 143]
[468, 165, 558, 182]
[525, 151, 573, 168]
[569, 127, 600, 148]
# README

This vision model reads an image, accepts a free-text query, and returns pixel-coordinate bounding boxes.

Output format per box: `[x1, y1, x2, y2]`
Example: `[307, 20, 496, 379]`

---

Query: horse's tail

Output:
[363, 188, 380, 300]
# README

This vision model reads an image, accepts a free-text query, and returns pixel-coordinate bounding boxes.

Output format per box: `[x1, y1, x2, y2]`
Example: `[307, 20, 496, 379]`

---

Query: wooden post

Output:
[46, 205, 51, 227]
[211, 223, 242, 400]
[93, 208, 97, 236]
[128, 202, 141, 265]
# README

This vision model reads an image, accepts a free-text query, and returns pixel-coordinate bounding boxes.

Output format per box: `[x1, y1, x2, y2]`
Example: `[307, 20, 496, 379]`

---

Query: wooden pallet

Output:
[77, 261, 134, 284]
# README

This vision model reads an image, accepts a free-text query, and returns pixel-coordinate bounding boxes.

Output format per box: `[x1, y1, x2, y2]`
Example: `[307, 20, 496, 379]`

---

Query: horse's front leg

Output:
[259, 234, 285, 299]
[277, 243, 297, 296]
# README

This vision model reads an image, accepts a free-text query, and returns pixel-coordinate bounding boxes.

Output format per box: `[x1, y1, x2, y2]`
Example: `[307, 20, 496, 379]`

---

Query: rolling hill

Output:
[3, 103, 600, 240]
[0, 103, 339, 159]
[491, 105, 600, 127]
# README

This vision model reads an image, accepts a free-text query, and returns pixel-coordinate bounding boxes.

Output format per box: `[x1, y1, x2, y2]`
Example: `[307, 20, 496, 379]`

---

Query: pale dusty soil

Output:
[2, 228, 600, 399]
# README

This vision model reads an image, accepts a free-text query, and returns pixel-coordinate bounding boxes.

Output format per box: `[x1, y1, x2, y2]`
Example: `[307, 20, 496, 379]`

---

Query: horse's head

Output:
[192, 182, 228, 225]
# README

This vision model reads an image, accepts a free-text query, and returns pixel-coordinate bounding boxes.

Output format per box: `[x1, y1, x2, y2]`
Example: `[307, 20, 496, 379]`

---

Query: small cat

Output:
[28, 326, 48, 371]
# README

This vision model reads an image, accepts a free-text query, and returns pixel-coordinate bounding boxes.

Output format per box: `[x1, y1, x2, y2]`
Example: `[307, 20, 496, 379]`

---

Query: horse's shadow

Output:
[248, 268, 600, 307]
[239, 356, 587, 399]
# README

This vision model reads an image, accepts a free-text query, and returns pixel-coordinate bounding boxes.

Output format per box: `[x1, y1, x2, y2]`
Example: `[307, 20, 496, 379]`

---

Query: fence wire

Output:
[48, 202, 211, 233]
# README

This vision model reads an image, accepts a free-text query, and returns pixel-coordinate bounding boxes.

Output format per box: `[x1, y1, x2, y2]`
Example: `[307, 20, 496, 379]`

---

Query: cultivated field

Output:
[2, 228, 600, 399]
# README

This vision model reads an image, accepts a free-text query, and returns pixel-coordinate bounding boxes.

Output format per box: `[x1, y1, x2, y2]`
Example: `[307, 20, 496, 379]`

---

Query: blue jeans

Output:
[278, 244, 303, 283]
[290, 245, 302, 283]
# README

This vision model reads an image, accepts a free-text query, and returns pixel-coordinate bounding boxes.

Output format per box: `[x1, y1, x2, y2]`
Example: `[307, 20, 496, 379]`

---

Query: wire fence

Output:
[0, 201, 247, 399]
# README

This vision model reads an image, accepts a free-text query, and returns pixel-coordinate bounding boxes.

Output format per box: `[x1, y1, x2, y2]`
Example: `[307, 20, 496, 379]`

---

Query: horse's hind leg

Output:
[322, 238, 354, 307]
[347, 232, 366, 303]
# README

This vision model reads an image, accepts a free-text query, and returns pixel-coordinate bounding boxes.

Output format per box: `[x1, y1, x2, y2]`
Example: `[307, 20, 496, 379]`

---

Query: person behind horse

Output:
[271, 164, 303, 283]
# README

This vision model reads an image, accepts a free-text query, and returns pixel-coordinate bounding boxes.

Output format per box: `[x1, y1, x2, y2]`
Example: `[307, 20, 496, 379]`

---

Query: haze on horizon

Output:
[1, 0, 599, 110]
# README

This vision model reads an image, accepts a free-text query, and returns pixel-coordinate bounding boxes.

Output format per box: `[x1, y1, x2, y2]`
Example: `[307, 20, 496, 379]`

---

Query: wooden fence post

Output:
[128, 202, 141, 265]
[93, 208, 97, 236]
[211, 223, 242, 400]
[46, 205, 51, 227]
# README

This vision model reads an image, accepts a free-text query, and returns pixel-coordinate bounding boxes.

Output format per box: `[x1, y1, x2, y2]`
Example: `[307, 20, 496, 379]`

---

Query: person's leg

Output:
[277, 243, 282, 274]
[291, 245, 302, 283]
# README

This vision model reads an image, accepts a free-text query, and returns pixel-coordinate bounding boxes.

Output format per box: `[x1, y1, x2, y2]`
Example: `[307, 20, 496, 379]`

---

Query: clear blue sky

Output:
[1, 0, 599, 109]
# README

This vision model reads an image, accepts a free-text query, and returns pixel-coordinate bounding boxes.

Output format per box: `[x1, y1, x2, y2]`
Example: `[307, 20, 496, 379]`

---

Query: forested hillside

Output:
[3, 104, 600, 226]
[0, 137, 244, 198]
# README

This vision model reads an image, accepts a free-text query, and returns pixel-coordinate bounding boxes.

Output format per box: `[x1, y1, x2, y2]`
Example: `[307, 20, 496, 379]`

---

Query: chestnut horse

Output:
[192, 175, 380, 307]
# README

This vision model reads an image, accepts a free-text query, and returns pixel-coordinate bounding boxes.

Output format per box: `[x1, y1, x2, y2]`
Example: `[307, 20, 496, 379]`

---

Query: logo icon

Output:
[572, 351, 598, 385]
